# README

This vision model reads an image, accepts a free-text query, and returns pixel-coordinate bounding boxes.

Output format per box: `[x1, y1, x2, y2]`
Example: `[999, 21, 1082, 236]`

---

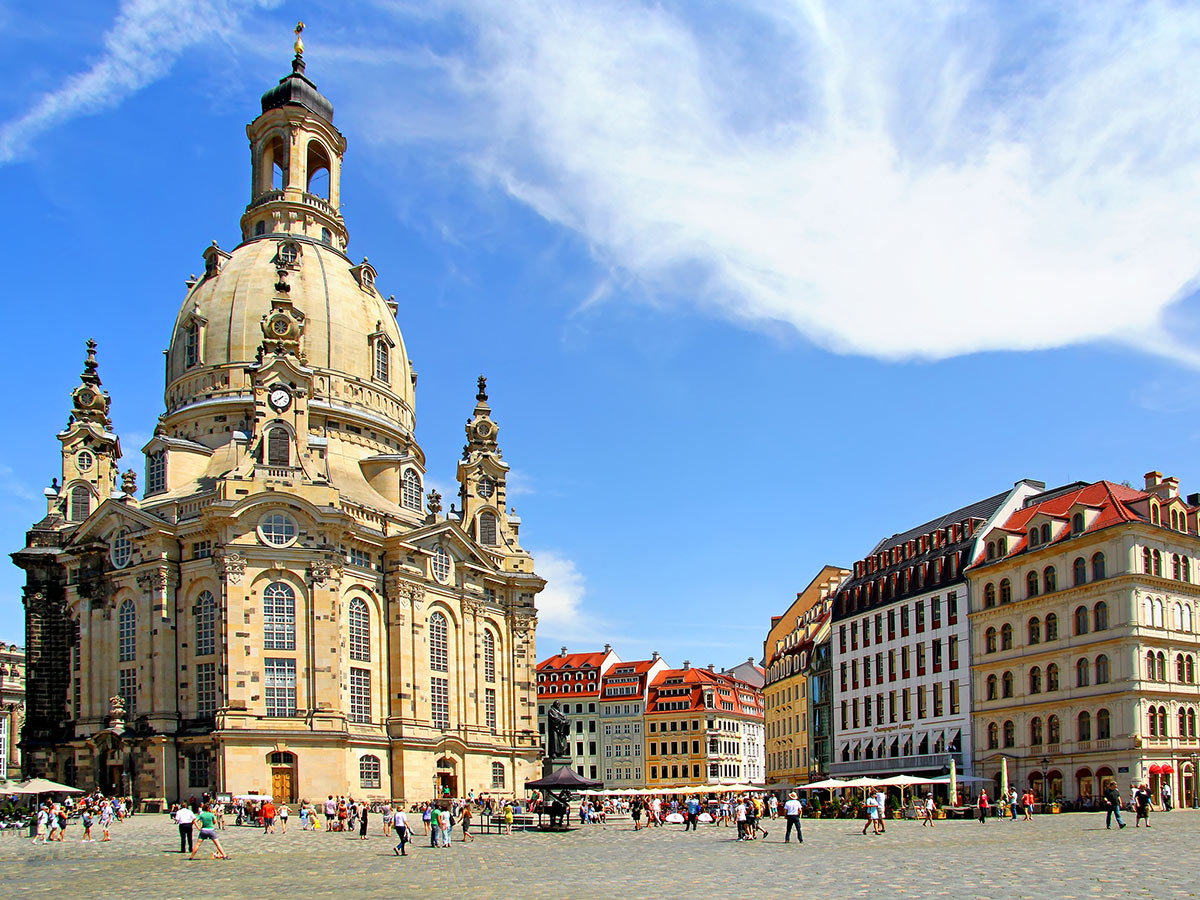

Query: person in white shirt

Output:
[922, 792, 936, 827]
[783, 791, 803, 844]
[735, 800, 748, 840]
[862, 793, 879, 835]
[277, 804, 290, 833]
[174, 805, 196, 854]
[392, 808, 410, 856]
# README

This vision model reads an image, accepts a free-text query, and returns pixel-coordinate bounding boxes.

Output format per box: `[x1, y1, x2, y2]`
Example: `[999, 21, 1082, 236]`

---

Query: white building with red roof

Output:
[598, 654, 670, 787]
[969, 472, 1200, 807]
[536, 645, 619, 781]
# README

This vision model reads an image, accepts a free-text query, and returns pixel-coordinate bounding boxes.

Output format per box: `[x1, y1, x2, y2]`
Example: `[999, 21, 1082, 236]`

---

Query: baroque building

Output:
[0, 642, 24, 780]
[12, 38, 544, 805]
[969, 473, 1200, 807]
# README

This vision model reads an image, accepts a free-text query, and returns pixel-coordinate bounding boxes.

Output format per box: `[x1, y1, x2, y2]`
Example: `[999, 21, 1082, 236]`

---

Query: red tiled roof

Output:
[645, 667, 763, 719]
[537, 650, 608, 699]
[537, 651, 606, 671]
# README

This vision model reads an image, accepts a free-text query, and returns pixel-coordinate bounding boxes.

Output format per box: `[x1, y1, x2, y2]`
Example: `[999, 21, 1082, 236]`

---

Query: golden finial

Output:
[294, 21, 305, 57]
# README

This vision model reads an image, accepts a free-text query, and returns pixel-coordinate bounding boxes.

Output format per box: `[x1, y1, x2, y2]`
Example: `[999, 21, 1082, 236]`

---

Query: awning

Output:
[525, 766, 603, 791]
[1149, 764, 1163, 774]
[1161, 764, 1175, 775]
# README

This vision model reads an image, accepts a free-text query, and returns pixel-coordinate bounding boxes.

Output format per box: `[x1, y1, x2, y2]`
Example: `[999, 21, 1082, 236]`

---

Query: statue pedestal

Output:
[543, 756, 571, 778]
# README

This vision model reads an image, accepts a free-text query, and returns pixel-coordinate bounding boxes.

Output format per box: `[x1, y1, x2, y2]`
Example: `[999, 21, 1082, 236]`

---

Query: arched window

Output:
[374, 339, 389, 383]
[1000, 623, 1013, 650]
[1097, 708, 1111, 739]
[1177, 654, 1186, 682]
[1040, 523, 1050, 544]
[1149, 705, 1159, 737]
[1026, 570, 1039, 597]
[1091, 552, 1106, 580]
[987, 721, 999, 749]
[1184, 604, 1194, 632]
[1028, 616, 1041, 645]
[1153, 549, 1163, 576]
[1147, 650, 1158, 680]
[306, 139, 332, 198]
[1030, 717, 1043, 746]
[118, 598, 136, 662]
[986, 674, 998, 700]
[359, 755, 381, 789]
[1190, 708, 1198, 739]
[1002, 670, 1014, 698]
[492, 761, 506, 789]
[1093, 601, 1108, 631]
[1076, 657, 1090, 687]
[1074, 606, 1089, 636]
[1045, 613, 1058, 641]
[185, 320, 200, 367]
[1003, 720, 1015, 747]
[1072, 512, 1084, 534]
[195, 590, 216, 656]
[402, 469, 422, 511]
[1029, 666, 1042, 694]
[1095, 654, 1110, 684]
[1144, 546, 1153, 573]
[998, 537, 1007, 555]
[1046, 663, 1060, 691]
[1159, 706, 1168, 737]
[999, 579, 1012, 604]
[1043, 566, 1057, 592]
[1157, 651, 1167, 682]
[432, 546, 451, 583]
[1180, 708, 1188, 739]
[321, 227, 332, 246]
[147, 450, 167, 494]
[1154, 598, 1164, 628]
[985, 627, 997, 653]
[263, 582, 296, 650]
[1028, 528, 1039, 547]
[429, 611, 448, 672]
[483, 630, 496, 683]
[349, 597, 370, 661]
[1048, 714, 1061, 743]
[1188, 656, 1196, 684]
[1078, 711, 1092, 741]
[986, 541, 995, 559]
[984, 583, 996, 608]
[1073, 557, 1087, 586]
[478, 511, 498, 546]
[70, 485, 91, 522]
[267, 428, 290, 467]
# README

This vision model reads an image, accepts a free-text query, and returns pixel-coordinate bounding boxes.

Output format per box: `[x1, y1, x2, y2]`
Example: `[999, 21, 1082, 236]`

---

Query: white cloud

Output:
[0, 0, 278, 164]
[529, 548, 607, 647]
[384, 0, 1200, 362]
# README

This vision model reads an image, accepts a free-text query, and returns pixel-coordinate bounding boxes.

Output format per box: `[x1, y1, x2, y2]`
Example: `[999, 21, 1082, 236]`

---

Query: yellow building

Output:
[13, 37, 544, 806]
[764, 566, 847, 787]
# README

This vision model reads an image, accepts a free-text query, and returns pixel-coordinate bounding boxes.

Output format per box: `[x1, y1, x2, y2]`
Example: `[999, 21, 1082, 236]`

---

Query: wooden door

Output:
[272, 768, 294, 803]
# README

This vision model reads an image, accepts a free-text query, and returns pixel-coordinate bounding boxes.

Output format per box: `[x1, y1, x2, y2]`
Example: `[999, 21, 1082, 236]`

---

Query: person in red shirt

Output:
[262, 800, 277, 834]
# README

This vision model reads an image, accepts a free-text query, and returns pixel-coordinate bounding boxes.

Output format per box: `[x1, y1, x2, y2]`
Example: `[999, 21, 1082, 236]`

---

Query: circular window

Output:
[477, 476, 495, 499]
[432, 546, 451, 583]
[110, 531, 132, 569]
[278, 242, 299, 265]
[76, 450, 94, 472]
[258, 512, 298, 547]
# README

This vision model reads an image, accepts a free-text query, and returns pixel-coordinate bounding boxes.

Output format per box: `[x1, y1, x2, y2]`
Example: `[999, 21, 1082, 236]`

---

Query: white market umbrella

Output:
[1001, 757, 1010, 813]
[949, 758, 958, 805]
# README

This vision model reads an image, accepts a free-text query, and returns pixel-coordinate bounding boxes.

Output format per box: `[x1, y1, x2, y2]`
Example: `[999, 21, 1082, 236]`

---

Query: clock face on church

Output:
[268, 387, 292, 412]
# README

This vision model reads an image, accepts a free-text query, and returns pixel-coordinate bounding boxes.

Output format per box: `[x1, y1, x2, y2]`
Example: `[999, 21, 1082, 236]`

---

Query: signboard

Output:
[1117, 766, 1129, 774]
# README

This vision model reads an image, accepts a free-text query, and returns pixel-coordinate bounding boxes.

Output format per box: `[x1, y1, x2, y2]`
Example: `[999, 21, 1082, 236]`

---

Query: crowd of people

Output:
[31, 792, 131, 843]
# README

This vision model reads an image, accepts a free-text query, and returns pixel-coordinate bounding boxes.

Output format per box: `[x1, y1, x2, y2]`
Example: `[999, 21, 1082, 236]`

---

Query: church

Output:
[12, 30, 544, 806]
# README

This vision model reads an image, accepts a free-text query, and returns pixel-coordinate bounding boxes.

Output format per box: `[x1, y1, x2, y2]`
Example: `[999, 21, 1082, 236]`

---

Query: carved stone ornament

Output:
[309, 555, 344, 588]
[137, 569, 170, 595]
[510, 613, 537, 639]
[218, 550, 246, 585]
[120, 469, 138, 496]
[385, 575, 425, 610]
[461, 600, 483, 617]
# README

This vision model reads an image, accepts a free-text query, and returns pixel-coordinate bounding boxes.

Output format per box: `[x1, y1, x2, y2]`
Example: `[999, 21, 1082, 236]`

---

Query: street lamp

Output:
[1190, 752, 1198, 809]
[1040, 757, 1050, 807]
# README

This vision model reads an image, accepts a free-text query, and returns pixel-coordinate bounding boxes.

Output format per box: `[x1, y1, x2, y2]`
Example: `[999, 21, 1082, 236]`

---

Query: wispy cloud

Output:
[0, 0, 278, 164]
[366, 0, 1200, 363]
[529, 548, 610, 648]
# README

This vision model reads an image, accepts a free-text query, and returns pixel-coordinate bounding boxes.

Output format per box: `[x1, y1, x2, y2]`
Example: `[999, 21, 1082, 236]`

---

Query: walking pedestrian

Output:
[685, 796, 700, 832]
[261, 799, 276, 834]
[392, 807, 409, 856]
[1162, 781, 1173, 812]
[174, 804, 196, 854]
[922, 793, 935, 827]
[783, 791, 803, 844]
[863, 792, 879, 835]
[438, 806, 451, 848]
[461, 803, 475, 842]
[81, 807, 94, 842]
[1135, 783, 1153, 827]
[503, 801, 514, 835]
[359, 805, 370, 839]
[977, 789, 989, 824]
[1103, 781, 1127, 830]
[190, 803, 229, 859]
[875, 789, 887, 833]
[1008, 788, 1019, 821]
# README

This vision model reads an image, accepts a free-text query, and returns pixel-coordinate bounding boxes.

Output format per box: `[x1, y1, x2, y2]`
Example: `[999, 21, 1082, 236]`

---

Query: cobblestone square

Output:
[0, 809, 1191, 899]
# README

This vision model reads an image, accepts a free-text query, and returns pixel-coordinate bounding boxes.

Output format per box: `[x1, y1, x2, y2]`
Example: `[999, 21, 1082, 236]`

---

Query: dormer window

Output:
[402, 468, 422, 511]
[146, 450, 166, 494]
[185, 321, 200, 368]
[266, 428, 290, 467]
[478, 511, 498, 546]
[276, 241, 300, 268]
[374, 338, 389, 383]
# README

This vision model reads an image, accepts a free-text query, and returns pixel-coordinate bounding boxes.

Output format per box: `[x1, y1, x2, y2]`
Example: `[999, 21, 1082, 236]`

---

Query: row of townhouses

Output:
[535, 647, 765, 788]
[765, 472, 1200, 806]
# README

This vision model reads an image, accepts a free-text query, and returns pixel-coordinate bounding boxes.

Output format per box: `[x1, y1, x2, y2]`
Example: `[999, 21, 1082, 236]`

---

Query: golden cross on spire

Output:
[294, 21, 305, 57]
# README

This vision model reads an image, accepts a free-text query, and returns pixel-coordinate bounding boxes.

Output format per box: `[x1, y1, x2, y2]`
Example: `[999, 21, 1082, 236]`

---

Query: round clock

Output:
[475, 421, 493, 440]
[268, 387, 292, 412]
[76, 389, 95, 408]
[271, 317, 291, 336]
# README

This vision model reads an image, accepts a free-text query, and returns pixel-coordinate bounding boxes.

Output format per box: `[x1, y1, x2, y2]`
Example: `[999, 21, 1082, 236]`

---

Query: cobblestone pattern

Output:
[0, 810, 1194, 899]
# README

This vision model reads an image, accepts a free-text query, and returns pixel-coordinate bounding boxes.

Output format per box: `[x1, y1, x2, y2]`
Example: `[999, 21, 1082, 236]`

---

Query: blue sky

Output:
[3, 1, 1200, 664]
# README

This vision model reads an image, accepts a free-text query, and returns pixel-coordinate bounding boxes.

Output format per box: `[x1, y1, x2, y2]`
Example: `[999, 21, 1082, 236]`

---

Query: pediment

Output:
[65, 499, 169, 547]
[403, 519, 499, 572]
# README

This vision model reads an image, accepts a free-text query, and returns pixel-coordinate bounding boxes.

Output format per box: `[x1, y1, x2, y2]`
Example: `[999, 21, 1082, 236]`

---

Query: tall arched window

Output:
[359, 755, 381, 789]
[986, 674, 998, 700]
[267, 428, 290, 467]
[1026, 570, 1039, 597]
[1091, 552, 1106, 580]
[402, 469, 422, 511]
[1159, 705, 1168, 737]
[1074, 606, 1089, 636]
[1097, 708, 1111, 739]
[1177, 653, 1186, 682]
[1078, 711, 1092, 741]
[263, 582, 296, 650]
[1003, 720, 1015, 747]
[118, 598, 136, 662]
[1072, 512, 1084, 534]
[1147, 650, 1158, 680]
[987, 722, 999, 748]
[1093, 601, 1108, 631]
[1029, 666, 1042, 694]
[185, 320, 201, 367]
[985, 627, 997, 653]
[1095, 654, 1110, 684]
[491, 761, 505, 789]
[195, 590, 216, 656]
[1028, 616, 1042, 645]
[483, 630, 496, 683]
[374, 339, 389, 383]
[429, 612, 448, 673]
[1002, 670, 1014, 698]
[1073, 557, 1087, 585]
[1030, 717, 1043, 745]
[1043, 566, 1057, 592]
[1144, 546, 1153, 573]
[1046, 663, 1060, 691]
[999, 579, 1012, 604]
[1149, 705, 1159, 737]
[1048, 714, 1061, 743]
[1157, 651, 1167, 682]
[1153, 549, 1163, 576]
[1000, 623, 1013, 650]
[349, 597, 370, 661]
[1045, 613, 1059, 641]
[1040, 523, 1050, 544]
[1188, 656, 1196, 684]
[478, 511, 498, 546]
[984, 583, 996, 608]
[70, 485, 91, 521]
[1076, 657, 1090, 687]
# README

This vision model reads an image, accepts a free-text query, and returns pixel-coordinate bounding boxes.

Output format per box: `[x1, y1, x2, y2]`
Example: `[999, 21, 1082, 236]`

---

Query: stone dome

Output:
[163, 233, 415, 443]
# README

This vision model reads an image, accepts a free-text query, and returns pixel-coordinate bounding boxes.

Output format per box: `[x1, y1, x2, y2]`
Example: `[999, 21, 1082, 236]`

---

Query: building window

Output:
[1096, 654, 1110, 684]
[258, 512, 297, 547]
[1026, 570, 1039, 597]
[110, 531, 132, 569]
[483, 631, 496, 683]
[349, 597, 370, 661]
[147, 451, 166, 494]
[264, 658, 297, 717]
[1093, 601, 1108, 631]
[350, 667, 371, 723]
[1000, 623, 1013, 651]
[1076, 657, 1090, 687]
[478, 511, 498, 546]
[374, 339, 389, 383]
[1029, 666, 1042, 694]
[196, 662, 217, 717]
[1074, 606, 1089, 636]
[1048, 714, 1061, 743]
[267, 428, 290, 467]
[1073, 557, 1087, 586]
[431, 676, 450, 731]
[999, 579, 1012, 604]
[1028, 616, 1041, 645]
[1045, 613, 1059, 641]
[432, 547, 451, 583]
[118, 667, 137, 717]
[70, 485, 91, 521]
[188, 750, 210, 788]
[985, 627, 997, 653]
[402, 469, 422, 511]
[185, 321, 200, 368]
[485, 687, 497, 732]
[1003, 719, 1015, 747]
[1091, 552, 1106, 580]
[1001, 671, 1014, 698]
[1072, 512, 1084, 534]
[1046, 663, 1060, 691]
[118, 598, 136, 662]
[263, 582, 297, 650]
[492, 761, 506, 789]
[429, 611, 449, 672]
[1031, 717, 1043, 745]
[195, 590, 216, 656]
[1043, 566, 1056, 592]
[359, 755, 381, 789]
